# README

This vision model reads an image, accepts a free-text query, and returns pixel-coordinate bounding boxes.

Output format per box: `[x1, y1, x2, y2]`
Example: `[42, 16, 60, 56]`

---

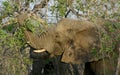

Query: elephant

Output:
[24, 19, 100, 61]
[24, 18, 120, 75]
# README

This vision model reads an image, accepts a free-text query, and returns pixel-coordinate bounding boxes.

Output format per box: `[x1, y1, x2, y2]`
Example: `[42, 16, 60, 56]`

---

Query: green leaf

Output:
[2, 1, 13, 14]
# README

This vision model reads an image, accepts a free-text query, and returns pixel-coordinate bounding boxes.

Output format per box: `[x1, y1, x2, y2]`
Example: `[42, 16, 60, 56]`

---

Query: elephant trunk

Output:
[24, 29, 55, 54]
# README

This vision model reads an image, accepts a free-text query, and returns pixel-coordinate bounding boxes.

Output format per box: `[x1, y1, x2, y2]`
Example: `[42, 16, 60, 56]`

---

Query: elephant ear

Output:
[61, 47, 92, 64]
[61, 46, 84, 64]
[61, 22, 100, 64]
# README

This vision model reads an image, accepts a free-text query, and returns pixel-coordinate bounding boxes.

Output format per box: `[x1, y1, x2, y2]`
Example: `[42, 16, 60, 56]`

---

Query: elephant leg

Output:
[90, 58, 116, 75]
[68, 64, 75, 75]
[76, 64, 85, 75]
[67, 64, 85, 75]
[31, 59, 45, 75]
[84, 62, 95, 75]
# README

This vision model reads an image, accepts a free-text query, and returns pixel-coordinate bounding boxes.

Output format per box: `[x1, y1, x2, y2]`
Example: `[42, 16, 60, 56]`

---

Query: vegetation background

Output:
[0, 0, 120, 75]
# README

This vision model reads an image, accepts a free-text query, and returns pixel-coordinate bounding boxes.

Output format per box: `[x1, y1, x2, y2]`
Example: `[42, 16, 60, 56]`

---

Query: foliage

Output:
[0, 22, 31, 75]
[51, 0, 120, 19]
[51, 0, 68, 17]
[0, 1, 47, 75]
[0, 0, 120, 75]
[91, 21, 120, 60]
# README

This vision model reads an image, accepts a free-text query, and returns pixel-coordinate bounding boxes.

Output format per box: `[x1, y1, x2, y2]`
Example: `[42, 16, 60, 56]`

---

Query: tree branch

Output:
[65, 9, 71, 18]
[33, 0, 49, 12]
[69, 6, 88, 17]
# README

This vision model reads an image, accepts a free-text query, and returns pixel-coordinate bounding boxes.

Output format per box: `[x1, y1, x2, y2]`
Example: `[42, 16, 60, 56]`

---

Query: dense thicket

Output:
[0, 0, 120, 75]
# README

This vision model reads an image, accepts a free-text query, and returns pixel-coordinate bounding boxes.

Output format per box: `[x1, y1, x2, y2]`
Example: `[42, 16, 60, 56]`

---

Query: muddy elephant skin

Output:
[24, 18, 119, 75]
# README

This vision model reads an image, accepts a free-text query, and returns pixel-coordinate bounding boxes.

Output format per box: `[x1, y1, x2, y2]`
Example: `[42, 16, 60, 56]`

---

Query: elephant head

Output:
[24, 26, 66, 58]
[56, 19, 100, 64]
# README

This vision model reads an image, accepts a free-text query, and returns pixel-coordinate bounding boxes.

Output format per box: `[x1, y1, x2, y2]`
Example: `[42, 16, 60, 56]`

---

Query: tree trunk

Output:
[115, 47, 120, 75]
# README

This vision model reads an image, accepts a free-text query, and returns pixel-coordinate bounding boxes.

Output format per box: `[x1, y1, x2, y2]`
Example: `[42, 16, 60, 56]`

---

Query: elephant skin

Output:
[24, 18, 119, 75]
[24, 18, 120, 63]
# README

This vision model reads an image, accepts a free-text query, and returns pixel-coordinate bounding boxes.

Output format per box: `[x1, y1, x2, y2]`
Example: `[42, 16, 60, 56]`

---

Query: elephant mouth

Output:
[33, 49, 46, 53]
[30, 48, 50, 59]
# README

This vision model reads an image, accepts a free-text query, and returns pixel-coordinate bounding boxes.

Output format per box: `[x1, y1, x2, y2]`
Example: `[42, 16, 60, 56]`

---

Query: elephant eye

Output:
[55, 33, 60, 38]
[56, 41, 61, 46]
[55, 35, 59, 38]
[68, 52, 72, 57]
[67, 29, 72, 33]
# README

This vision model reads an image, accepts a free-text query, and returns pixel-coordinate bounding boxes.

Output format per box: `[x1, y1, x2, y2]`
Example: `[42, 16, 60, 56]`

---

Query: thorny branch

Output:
[33, 0, 49, 13]
[69, 6, 88, 17]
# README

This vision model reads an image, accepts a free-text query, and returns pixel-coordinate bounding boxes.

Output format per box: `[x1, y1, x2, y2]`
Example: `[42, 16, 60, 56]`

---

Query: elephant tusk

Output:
[27, 41, 30, 44]
[33, 49, 46, 53]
